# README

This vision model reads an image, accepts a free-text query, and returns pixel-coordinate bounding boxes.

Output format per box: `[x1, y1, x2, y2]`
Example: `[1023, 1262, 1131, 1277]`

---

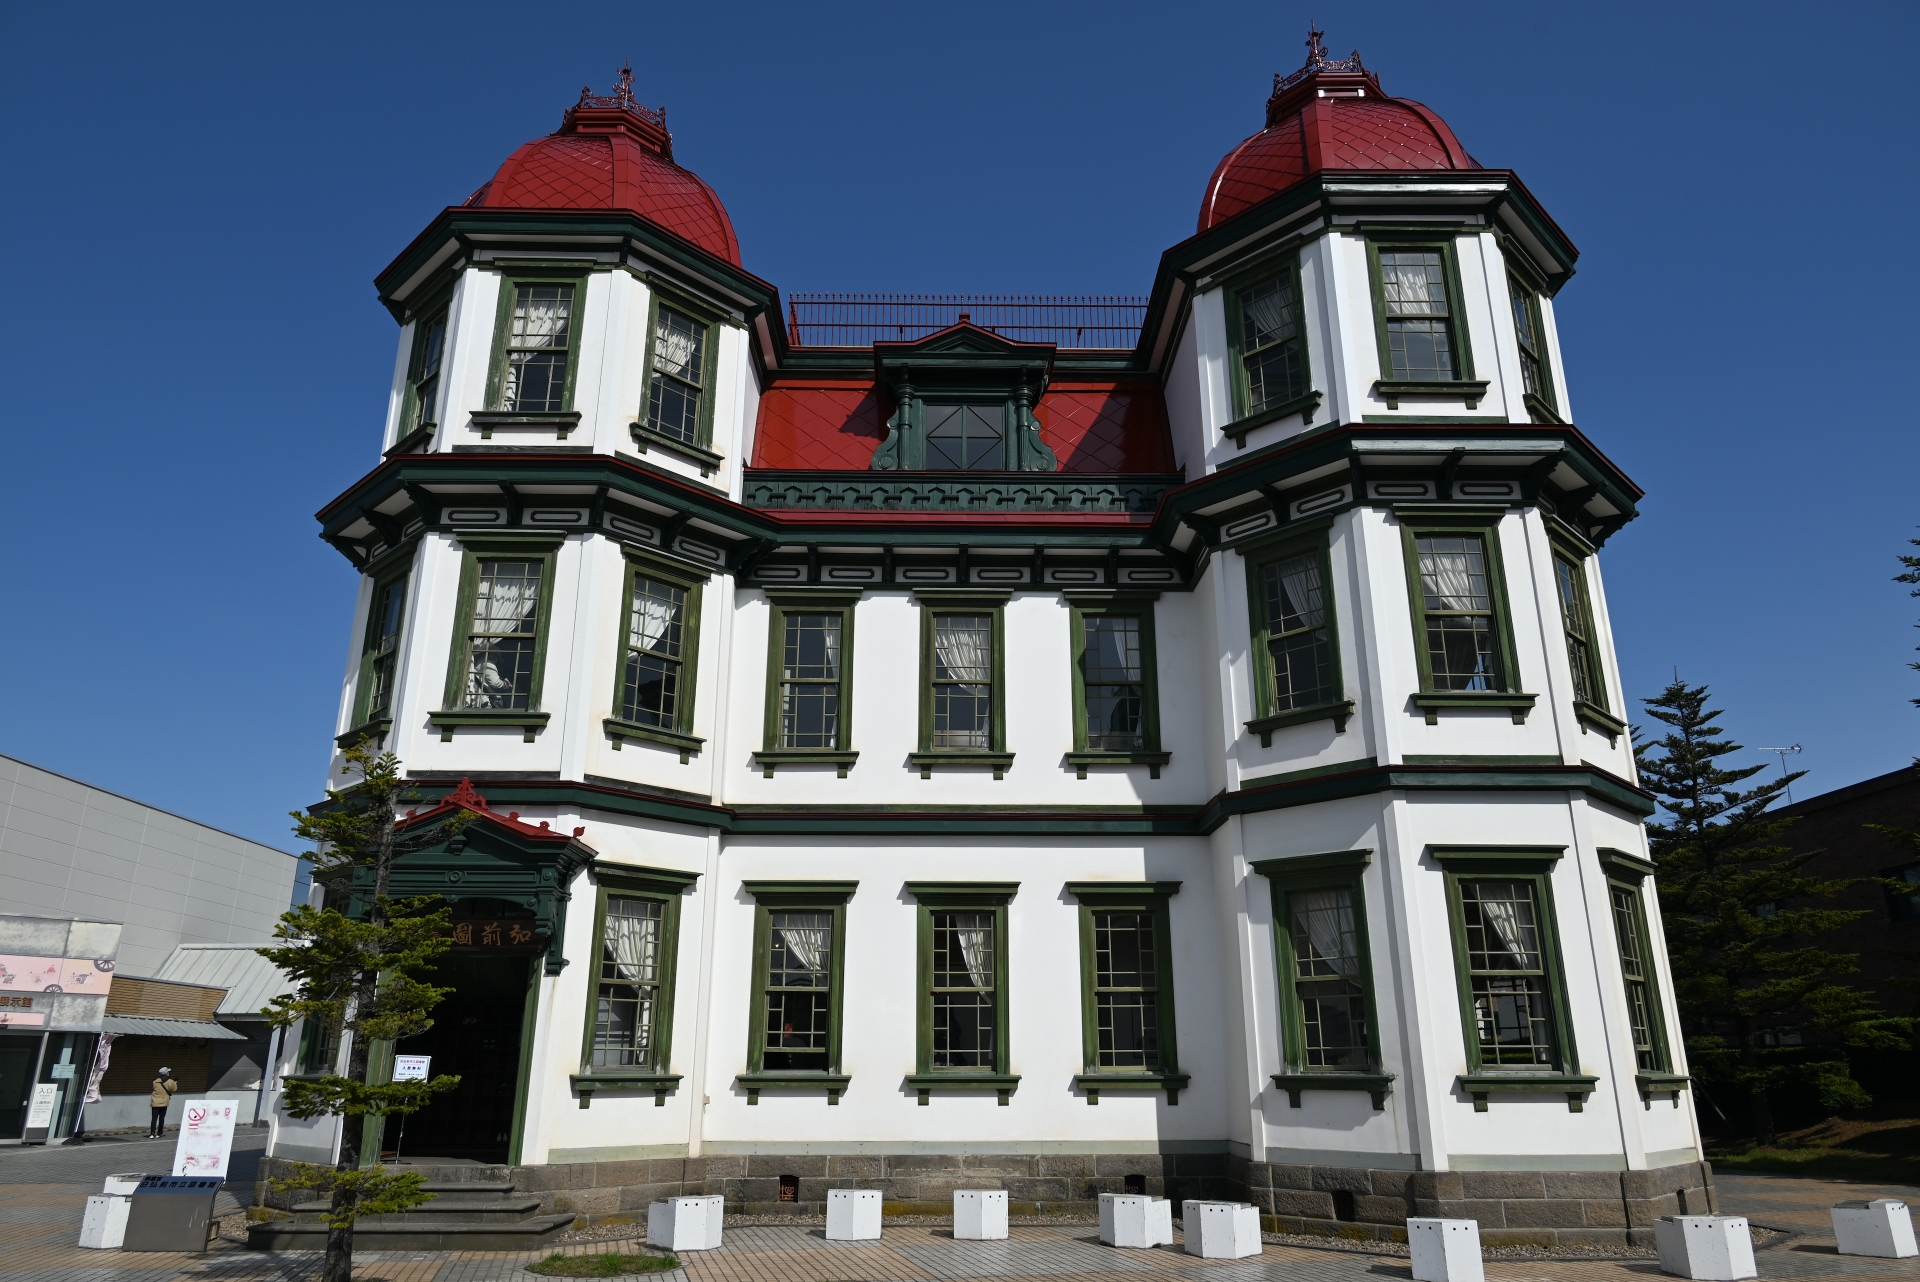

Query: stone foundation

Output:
[1231, 1157, 1716, 1248]
[258, 1152, 1710, 1244]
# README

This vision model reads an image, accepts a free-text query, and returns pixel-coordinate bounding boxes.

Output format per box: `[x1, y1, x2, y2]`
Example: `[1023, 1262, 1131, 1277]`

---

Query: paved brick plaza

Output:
[6, 1132, 1920, 1282]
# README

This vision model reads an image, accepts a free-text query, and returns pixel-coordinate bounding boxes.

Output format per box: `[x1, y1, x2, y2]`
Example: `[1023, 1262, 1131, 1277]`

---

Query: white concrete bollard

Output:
[1654, 1215, 1756, 1281]
[1181, 1200, 1262, 1259]
[1099, 1193, 1174, 1248]
[645, 1195, 725, 1251]
[78, 1195, 132, 1249]
[826, 1189, 883, 1240]
[1832, 1200, 1919, 1258]
[954, 1189, 1008, 1240]
[1408, 1217, 1485, 1282]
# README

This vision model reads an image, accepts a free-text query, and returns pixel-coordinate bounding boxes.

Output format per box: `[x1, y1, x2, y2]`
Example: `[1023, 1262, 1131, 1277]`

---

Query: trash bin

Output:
[122, 1175, 221, 1252]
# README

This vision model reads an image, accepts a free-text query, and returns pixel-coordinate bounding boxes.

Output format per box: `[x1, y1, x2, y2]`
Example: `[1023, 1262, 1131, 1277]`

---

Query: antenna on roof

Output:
[1760, 744, 1803, 804]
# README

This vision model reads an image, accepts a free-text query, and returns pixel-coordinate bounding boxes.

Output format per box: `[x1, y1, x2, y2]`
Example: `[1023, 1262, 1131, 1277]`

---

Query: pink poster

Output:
[0, 954, 113, 993]
[171, 1100, 239, 1178]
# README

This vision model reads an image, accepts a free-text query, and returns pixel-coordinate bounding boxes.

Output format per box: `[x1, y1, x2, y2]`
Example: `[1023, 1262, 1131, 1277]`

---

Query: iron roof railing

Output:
[786, 294, 1147, 350]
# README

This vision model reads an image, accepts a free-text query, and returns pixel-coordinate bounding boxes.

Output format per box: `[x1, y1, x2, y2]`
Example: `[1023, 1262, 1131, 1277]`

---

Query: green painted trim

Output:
[636, 282, 722, 452]
[1373, 380, 1492, 411]
[349, 562, 412, 736]
[1574, 700, 1626, 740]
[1428, 845, 1567, 865]
[1246, 701, 1354, 745]
[1243, 526, 1347, 738]
[573, 866, 691, 1106]
[1596, 847, 1656, 882]
[917, 598, 1007, 772]
[741, 881, 860, 903]
[607, 555, 704, 759]
[1221, 249, 1318, 442]
[1271, 1072, 1394, 1109]
[1222, 392, 1323, 447]
[1505, 270, 1559, 419]
[1068, 881, 1182, 1103]
[1457, 1073, 1598, 1113]
[427, 709, 551, 742]
[507, 955, 539, 1163]
[618, 541, 716, 588]
[1249, 849, 1374, 884]
[570, 1072, 684, 1108]
[437, 540, 559, 736]
[485, 271, 590, 414]
[1402, 754, 1562, 765]
[336, 717, 393, 751]
[909, 752, 1015, 779]
[629, 423, 724, 477]
[1399, 517, 1526, 717]
[735, 1071, 852, 1105]
[1411, 692, 1536, 725]
[1237, 757, 1378, 790]
[602, 719, 705, 762]
[1068, 597, 1163, 773]
[744, 472, 1179, 515]
[1635, 1072, 1690, 1108]
[1360, 414, 1511, 425]
[907, 882, 1016, 1097]
[1363, 234, 1477, 386]
[1605, 869, 1673, 1080]
[742, 882, 852, 1098]
[760, 592, 857, 769]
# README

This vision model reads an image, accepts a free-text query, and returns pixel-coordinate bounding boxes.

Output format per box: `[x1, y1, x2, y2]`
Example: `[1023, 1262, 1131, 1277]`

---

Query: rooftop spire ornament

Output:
[1273, 24, 1367, 96]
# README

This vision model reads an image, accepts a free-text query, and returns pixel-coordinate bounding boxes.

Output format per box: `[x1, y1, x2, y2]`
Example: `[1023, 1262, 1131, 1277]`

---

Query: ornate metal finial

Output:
[1272, 24, 1367, 97]
[574, 62, 669, 133]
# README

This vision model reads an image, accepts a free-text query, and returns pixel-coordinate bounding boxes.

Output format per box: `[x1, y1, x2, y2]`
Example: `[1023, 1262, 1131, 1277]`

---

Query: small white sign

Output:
[23, 1083, 60, 1132]
[171, 1099, 239, 1178]
[50, 1063, 75, 1078]
[392, 1055, 431, 1082]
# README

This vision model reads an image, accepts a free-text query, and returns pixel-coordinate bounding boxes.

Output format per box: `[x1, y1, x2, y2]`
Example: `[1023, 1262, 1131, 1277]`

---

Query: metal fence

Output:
[786, 294, 1148, 350]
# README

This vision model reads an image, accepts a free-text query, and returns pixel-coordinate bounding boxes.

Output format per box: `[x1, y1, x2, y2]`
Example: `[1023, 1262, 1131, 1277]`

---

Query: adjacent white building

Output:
[274, 39, 1706, 1243]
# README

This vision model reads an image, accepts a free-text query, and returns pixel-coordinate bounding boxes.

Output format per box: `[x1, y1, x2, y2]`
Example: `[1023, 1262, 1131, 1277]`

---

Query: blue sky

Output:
[2, 0, 1915, 849]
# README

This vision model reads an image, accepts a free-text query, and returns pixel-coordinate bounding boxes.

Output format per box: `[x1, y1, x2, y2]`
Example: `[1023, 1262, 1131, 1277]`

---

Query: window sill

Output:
[1373, 379, 1491, 411]
[428, 709, 551, 742]
[1246, 700, 1354, 745]
[1223, 391, 1323, 447]
[335, 717, 393, 750]
[384, 425, 435, 457]
[910, 752, 1015, 780]
[630, 422, 724, 477]
[570, 1071, 682, 1108]
[1412, 692, 1536, 725]
[604, 718, 705, 763]
[752, 749, 858, 778]
[468, 409, 582, 440]
[736, 1071, 852, 1105]
[1635, 1072, 1690, 1109]
[1066, 751, 1171, 780]
[1522, 392, 1564, 425]
[1272, 1071, 1394, 1110]
[1074, 1071, 1188, 1105]
[1574, 699, 1627, 744]
[1457, 1072, 1598, 1112]
[905, 1072, 1020, 1106]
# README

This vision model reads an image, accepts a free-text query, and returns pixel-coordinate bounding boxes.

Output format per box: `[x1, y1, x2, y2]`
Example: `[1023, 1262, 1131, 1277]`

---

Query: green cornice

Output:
[386, 760, 1653, 841]
[744, 471, 1178, 516]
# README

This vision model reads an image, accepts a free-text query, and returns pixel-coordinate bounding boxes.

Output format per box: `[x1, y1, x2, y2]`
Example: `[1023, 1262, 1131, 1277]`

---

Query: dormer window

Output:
[924, 404, 1005, 471]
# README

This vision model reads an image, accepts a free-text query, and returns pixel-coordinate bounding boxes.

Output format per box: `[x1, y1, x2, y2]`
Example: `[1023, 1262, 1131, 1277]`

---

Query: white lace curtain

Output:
[776, 914, 831, 975]
[630, 594, 679, 655]
[1419, 544, 1485, 611]
[605, 914, 659, 983]
[1291, 890, 1357, 977]
[476, 570, 540, 632]
[1242, 280, 1296, 345]
[1380, 255, 1446, 316]
[950, 913, 994, 988]
[654, 314, 703, 381]
[1473, 885, 1538, 969]
[1272, 556, 1324, 630]
[934, 619, 991, 682]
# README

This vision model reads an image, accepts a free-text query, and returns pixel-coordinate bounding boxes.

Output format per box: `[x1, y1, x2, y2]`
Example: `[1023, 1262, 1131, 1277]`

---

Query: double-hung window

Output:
[1508, 273, 1558, 421]
[1402, 522, 1532, 724]
[1368, 240, 1484, 409]
[404, 309, 447, 437]
[605, 549, 706, 762]
[431, 534, 560, 742]
[572, 865, 695, 1107]
[737, 881, 855, 1104]
[1597, 849, 1684, 1106]
[1551, 545, 1624, 740]
[1067, 596, 1168, 778]
[345, 571, 408, 743]
[499, 283, 576, 412]
[906, 882, 1019, 1104]
[914, 593, 1010, 778]
[1254, 852, 1390, 1109]
[1244, 530, 1350, 743]
[1221, 254, 1319, 445]
[633, 291, 723, 471]
[1068, 882, 1187, 1104]
[1434, 847, 1592, 1111]
[754, 592, 859, 777]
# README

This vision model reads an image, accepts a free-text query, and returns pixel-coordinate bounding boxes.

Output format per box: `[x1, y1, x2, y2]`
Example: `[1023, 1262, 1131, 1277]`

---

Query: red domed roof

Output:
[1199, 34, 1477, 234]
[468, 70, 741, 267]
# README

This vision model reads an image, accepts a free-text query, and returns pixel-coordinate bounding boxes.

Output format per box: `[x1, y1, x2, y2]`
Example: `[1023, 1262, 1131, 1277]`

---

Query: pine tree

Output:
[257, 742, 466, 1282]
[1896, 534, 1920, 707]
[1637, 679, 1902, 1146]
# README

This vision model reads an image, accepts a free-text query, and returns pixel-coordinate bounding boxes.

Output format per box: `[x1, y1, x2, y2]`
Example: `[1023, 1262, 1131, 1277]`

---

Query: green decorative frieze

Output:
[744, 472, 1178, 514]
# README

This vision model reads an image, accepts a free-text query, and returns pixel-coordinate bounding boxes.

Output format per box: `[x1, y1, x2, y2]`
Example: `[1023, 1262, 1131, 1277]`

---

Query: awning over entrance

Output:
[101, 1014, 247, 1040]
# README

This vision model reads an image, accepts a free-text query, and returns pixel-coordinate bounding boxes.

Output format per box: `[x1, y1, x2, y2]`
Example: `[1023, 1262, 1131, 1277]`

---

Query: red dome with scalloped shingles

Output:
[1199, 39, 1477, 233]
[468, 75, 740, 267]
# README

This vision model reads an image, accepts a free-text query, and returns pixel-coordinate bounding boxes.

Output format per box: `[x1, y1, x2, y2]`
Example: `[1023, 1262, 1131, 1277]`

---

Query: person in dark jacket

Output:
[148, 1068, 177, 1138]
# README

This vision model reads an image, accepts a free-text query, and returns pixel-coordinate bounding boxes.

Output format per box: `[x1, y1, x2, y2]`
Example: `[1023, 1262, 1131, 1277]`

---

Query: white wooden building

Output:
[269, 38, 1710, 1243]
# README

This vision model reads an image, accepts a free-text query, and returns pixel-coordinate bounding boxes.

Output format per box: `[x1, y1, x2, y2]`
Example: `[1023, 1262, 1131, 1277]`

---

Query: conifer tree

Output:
[1896, 534, 1920, 707]
[1637, 679, 1902, 1145]
[258, 742, 466, 1282]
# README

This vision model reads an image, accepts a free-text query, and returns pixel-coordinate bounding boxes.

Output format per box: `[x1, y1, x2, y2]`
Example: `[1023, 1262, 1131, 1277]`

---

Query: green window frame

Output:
[1506, 271, 1559, 423]
[1067, 882, 1187, 1104]
[1549, 541, 1626, 742]
[603, 546, 707, 762]
[1432, 846, 1595, 1111]
[737, 880, 856, 1104]
[342, 569, 410, 747]
[1253, 851, 1393, 1110]
[1221, 252, 1322, 446]
[631, 286, 725, 474]
[1066, 593, 1170, 778]
[1365, 237, 1488, 410]
[924, 401, 1010, 471]
[569, 864, 698, 1108]
[1597, 848, 1688, 1108]
[1242, 524, 1352, 744]
[1400, 517, 1535, 724]
[401, 306, 448, 440]
[753, 591, 859, 778]
[912, 591, 1011, 779]
[429, 533, 563, 742]
[905, 882, 1019, 1105]
[485, 275, 585, 415]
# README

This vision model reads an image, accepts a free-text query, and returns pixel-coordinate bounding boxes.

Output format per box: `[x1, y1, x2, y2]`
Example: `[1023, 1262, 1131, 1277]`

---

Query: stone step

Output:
[247, 1213, 576, 1253]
